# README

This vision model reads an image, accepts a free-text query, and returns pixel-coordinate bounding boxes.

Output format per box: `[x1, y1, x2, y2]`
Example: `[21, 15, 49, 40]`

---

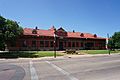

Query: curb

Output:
[0, 53, 120, 61]
[19, 53, 120, 60]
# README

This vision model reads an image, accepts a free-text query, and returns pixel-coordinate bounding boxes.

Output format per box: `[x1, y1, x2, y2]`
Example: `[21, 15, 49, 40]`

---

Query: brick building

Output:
[7, 26, 106, 51]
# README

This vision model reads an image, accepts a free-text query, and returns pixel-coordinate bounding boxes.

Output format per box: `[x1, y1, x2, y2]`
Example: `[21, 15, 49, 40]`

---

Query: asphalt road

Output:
[0, 54, 120, 80]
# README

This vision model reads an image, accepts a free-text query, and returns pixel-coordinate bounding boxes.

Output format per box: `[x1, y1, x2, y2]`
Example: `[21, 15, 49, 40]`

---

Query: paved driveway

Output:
[0, 54, 120, 80]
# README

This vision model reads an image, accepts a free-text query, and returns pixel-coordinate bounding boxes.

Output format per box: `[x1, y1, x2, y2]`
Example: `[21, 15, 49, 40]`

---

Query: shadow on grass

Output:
[0, 51, 39, 59]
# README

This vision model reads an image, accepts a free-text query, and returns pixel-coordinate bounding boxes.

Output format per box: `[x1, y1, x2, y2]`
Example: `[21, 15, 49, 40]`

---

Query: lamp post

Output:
[54, 30, 56, 58]
[107, 33, 110, 55]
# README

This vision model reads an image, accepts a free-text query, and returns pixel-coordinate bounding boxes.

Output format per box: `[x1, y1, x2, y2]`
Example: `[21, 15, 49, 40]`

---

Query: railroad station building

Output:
[7, 26, 106, 51]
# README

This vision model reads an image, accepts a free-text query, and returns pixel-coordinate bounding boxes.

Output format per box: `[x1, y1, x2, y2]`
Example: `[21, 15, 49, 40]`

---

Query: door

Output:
[59, 41, 63, 50]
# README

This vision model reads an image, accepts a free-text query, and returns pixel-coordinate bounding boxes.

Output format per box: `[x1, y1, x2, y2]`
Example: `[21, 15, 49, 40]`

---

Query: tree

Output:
[5, 19, 23, 41]
[108, 38, 114, 50]
[0, 16, 23, 50]
[108, 32, 120, 50]
[0, 16, 6, 50]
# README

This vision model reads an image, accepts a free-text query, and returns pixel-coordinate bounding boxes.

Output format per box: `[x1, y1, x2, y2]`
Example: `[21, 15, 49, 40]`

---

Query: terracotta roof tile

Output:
[24, 28, 54, 36]
[23, 28, 105, 39]
[67, 32, 81, 38]
[48, 26, 56, 31]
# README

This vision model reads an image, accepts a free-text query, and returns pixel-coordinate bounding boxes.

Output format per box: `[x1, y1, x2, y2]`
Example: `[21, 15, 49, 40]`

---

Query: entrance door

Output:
[59, 41, 63, 50]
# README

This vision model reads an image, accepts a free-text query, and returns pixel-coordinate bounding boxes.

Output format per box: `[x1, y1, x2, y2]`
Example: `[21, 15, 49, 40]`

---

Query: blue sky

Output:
[0, 0, 120, 37]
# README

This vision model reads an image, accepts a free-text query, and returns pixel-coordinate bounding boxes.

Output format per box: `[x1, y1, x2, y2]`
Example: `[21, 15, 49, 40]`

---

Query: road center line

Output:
[45, 61, 79, 80]
[29, 61, 39, 80]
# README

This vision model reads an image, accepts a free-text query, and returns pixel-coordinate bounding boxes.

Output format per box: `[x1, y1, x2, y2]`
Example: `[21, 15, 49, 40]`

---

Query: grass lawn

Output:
[0, 50, 120, 58]
[0, 51, 63, 58]
[79, 50, 120, 54]
[35, 51, 63, 57]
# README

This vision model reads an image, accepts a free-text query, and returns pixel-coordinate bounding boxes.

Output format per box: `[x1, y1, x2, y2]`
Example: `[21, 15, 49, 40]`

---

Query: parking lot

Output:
[0, 54, 120, 80]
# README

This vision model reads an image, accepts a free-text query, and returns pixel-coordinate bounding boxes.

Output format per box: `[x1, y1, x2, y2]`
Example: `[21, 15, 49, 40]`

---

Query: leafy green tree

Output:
[0, 16, 23, 50]
[0, 16, 6, 50]
[5, 19, 23, 41]
[108, 38, 115, 50]
[108, 32, 120, 49]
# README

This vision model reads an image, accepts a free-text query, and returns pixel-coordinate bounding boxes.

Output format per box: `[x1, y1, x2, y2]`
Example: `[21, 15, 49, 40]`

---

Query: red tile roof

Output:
[24, 28, 54, 36]
[67, 32, 81, 38]
[23, 28, 106, 39]
[48, 26, 56, 31]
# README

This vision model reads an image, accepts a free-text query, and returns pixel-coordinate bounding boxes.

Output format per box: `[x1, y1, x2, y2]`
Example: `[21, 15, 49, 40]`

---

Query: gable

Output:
[56, 27, 67, 36]
[57, 27, 66, 32]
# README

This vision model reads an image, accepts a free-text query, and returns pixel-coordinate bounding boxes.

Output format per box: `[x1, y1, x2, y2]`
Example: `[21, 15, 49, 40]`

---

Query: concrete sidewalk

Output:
[19, 53, 120, 60]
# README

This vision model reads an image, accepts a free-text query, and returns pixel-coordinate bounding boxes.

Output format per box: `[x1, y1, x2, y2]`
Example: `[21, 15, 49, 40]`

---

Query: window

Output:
[94, 34, 97, 37]
[32, 41, 36, 47]
[81, 42, 84, 47]
[64, 41, 66, 47]
[85, 42, 94, 47]
[72, 42, 75, 47]
[68, 42, 71, 47]
[50, 41, 54, 47]
[80, 33, 84, 37]
[22, 40, 27, 47]
[98, 42, 105, 48]
[40, 41, 44, 47]
[76, 42, 79, 47]
[45, 41, 49, 47]
[32, 29, 37, 34]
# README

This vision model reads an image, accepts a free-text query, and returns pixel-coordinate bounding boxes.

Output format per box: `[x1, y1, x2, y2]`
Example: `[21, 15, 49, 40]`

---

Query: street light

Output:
[107, 33, 110, 55]
[54, 30, 56, 58]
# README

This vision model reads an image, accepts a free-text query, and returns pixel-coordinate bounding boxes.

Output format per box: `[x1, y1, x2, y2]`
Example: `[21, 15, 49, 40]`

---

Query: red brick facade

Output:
[7, 26, 106, 51]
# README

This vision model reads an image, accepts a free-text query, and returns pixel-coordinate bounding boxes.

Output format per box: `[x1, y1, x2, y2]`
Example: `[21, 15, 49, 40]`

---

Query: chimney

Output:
[35, 26, 38, 30]
[49, 25, 56, 31]
[73, 30, 75, 33]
